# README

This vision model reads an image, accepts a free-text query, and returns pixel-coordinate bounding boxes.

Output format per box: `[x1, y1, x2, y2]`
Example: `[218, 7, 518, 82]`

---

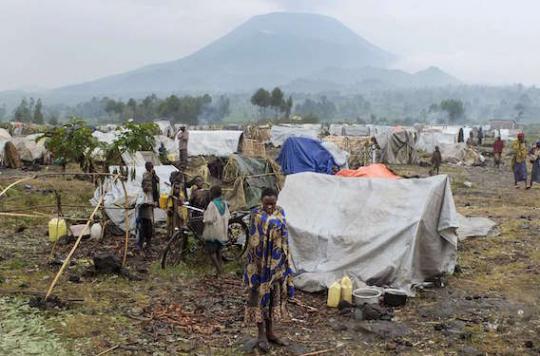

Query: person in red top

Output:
[493, 137, 504, 168]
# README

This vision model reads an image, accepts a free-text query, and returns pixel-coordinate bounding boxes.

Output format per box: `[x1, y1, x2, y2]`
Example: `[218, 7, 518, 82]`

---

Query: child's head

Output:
[210, 185, 222, 200]
[145, 161, 154, 172]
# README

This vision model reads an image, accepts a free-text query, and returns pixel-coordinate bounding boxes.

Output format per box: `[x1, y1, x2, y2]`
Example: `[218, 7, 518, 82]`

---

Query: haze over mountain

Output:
[50, 12, 460, 98]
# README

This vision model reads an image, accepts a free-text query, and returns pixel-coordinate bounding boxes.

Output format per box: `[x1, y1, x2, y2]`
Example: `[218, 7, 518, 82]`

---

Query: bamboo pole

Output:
[0, 176, 35, 198]
[0, 212, 48, 218]
[44, 194, 104, 301]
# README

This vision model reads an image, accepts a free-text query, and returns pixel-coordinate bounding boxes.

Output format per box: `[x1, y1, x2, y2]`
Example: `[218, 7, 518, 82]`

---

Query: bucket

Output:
[383, 289, 408, 307]
[353, 288, 381, 305]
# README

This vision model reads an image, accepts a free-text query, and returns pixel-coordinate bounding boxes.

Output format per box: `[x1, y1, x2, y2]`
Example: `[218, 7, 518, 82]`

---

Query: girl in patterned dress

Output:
[244, 187, 294, 352]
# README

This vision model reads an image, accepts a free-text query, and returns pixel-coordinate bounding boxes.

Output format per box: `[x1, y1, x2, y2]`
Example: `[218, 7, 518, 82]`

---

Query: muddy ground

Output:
[0, 162, 539, 355]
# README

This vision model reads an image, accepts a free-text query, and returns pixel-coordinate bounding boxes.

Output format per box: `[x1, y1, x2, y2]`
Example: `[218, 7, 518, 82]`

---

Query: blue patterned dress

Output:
[244, 206, 295, 323]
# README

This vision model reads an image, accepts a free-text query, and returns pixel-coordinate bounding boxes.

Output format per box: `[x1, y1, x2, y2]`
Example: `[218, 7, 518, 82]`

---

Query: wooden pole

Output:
[44, 194, 104, 300]
[119, 178, 130, 267]
[0, 176, 35, 198]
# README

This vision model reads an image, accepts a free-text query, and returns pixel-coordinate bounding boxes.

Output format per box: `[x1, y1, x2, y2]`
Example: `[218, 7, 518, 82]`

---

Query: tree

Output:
[0, 104, 6, 121]
[38, 117, 99, 172]
[270, 87, 285, 116]
[440, 99, 464, 123]
[33, 98, 44, 124]
[282, 96, 293, 118]
[48, 115, 59, 126]
[251, 88, 271, 118]
[103, 121, 159, 166]
[14, 98, 32, 122]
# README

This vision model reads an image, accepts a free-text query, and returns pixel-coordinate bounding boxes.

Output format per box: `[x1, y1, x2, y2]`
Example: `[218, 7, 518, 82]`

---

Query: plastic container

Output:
[159, 193, 169, 209]
[327, 281, 342, 308]
[340, 276, 353, 304]
[48, 218, 67, 242]
[90, 223, 103, 240]
[353, 288, 381, 305]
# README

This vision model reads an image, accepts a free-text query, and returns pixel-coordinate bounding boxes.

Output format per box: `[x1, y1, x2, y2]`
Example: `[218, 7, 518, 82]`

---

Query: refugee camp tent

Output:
[91, 165, 178, 232]
[277, 137, 337, 175]
[329, 124, 370, 137]
[121, 151, 161, 167]
[323, 136, 371, 168]
[0, 129, 21, 168]
[436, 143, 485, 166]
[223, 154, 282, 211]
[180, 130, 244, 157]
[270, 124, 321, 147]
[416, 131, 456, 153]
[154, 120, 175, 137]
[337, 164, 399, 179]
[375, 129, 418, 164]
[278, 172, 458, 294]
[153, 135, 177, 160]
[321, 141, 349, 168]
[12, 134, 48, 162]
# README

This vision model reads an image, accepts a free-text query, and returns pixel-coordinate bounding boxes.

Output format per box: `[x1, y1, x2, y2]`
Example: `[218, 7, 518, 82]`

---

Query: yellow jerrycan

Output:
[48, 218, 67, 242]
[159, 193, 169, 209]
[340, 276, 353, 304]
[327, 281, 342, 308]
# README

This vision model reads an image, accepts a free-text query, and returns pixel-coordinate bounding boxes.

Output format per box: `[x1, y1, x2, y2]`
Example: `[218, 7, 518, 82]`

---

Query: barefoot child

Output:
[202, 186, 230, 275]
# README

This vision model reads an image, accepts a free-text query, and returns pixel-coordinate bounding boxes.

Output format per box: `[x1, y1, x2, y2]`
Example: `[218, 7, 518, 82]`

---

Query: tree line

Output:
[8, 94, 230, 125]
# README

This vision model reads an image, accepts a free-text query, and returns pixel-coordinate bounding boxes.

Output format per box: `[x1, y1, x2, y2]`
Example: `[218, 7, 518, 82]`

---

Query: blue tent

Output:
[277, 137, 337, 175]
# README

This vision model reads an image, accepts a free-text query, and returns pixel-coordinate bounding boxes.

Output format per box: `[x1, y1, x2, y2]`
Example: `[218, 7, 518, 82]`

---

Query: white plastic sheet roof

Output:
[91, 165, 178, 232]
[416, 132, 456, 153]
[329, 124, 370, 137]
[279, 173, 458, 294]
[270, 124, 321, 147]
[181, 130, 244, 157]
[12, 134, 48, 161]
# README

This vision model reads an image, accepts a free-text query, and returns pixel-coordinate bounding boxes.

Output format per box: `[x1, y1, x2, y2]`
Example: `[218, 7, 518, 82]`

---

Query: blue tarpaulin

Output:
[277, 137, 337, 175]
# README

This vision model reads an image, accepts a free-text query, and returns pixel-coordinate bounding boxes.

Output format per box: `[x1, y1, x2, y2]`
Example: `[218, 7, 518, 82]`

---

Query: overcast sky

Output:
[1, 0, 538, 91]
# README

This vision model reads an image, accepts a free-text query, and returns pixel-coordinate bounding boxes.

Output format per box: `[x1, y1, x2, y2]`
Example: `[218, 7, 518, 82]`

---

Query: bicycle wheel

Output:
[223, 217, 250, 261]
[161, 230, 187, 269]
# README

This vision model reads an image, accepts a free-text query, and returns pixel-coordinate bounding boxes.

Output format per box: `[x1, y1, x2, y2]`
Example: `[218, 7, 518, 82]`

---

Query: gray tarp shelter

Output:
[278, 172, 459, 294]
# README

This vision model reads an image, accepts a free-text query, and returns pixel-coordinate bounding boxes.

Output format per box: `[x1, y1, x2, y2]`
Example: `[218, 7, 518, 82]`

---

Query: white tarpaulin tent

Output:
[329, 124, 370, 137]
[416, 132, 456, 153]
[12, 134, 48, 161]
[180, 130, 243, 157]
[91, 165, 178, 232]
[154, 120, 175, 137]
[0, 129, 12, 164]
[278, 173, 458, 294]
[321, 141, 349, 168]
[270, 124, 321, 147]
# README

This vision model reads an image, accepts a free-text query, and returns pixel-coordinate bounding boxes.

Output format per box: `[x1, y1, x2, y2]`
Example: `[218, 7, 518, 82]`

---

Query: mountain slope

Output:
[55, 12, 395, 96]
[286, 66, 461, 92]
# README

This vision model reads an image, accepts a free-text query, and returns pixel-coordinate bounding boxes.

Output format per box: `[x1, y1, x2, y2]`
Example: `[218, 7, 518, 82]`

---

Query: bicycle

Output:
[160, 195, 250, 269]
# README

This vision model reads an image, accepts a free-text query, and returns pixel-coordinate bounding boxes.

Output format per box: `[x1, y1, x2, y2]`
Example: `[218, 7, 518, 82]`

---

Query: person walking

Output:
[244, 188, 294, 353]
[511, 133, 528, 189]
[177, 126, 189, 168]
[527, 141, 540, 189]
[429, 146, 442, 175]
[202, 186, 230, 276]
[493, 136, 505, 168]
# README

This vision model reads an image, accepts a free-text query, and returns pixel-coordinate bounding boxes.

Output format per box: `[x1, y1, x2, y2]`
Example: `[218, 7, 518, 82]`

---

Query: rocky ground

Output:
[0, 162, 539, 355]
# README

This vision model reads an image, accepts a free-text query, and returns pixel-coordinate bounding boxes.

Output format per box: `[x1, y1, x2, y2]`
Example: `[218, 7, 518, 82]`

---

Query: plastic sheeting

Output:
[278, 173, 458, 294]
[321, 141, 349, 168]
[277, 137, 337, 175]
[416, 132, 456, 153]
[336, 164, 399, 179]
[457, 214, 497, 241]
[270, 124, 321, 147]
[12, 134, 48, 161]
[375, 130, 418, 164]
[90, 165, 178, 232]
[329, 124, 370, 137]
[172, 130, 243, 157]
[154, 120, 175, 137]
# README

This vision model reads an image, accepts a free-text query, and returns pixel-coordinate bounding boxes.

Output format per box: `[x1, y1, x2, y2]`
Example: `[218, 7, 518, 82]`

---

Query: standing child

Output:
[430, 146, 442, 176]
[202, 186, 230, 276]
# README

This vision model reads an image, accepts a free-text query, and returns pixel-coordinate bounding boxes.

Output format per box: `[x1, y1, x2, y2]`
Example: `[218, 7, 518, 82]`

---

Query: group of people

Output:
[137, 161, 294, 352]
[510, 133, 540, 189]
